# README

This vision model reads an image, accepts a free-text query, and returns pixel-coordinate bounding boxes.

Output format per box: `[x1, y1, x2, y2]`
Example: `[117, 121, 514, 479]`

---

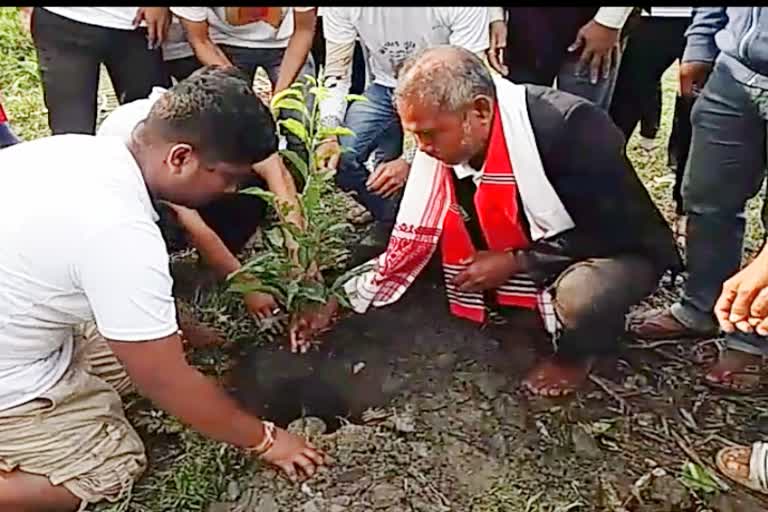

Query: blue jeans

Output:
[670, 54, 768, 356]
[336, 83, 403, 223]
[0, 123, 20, 149]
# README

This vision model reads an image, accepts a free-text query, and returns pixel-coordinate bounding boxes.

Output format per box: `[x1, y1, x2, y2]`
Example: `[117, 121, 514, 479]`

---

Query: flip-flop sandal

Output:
[705, 357, 767, 394]
[716, 442, 768, 495]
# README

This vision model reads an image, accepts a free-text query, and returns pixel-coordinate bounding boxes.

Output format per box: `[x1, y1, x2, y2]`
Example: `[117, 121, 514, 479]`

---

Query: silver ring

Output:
[271, 307, 280, 315]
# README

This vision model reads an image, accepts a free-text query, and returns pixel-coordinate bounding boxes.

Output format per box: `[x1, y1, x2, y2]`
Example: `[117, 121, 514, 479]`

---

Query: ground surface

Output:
[3, 7, 768, 511]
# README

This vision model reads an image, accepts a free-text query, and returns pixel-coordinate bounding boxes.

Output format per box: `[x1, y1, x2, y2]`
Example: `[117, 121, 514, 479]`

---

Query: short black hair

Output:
[145, 65, 278, 166]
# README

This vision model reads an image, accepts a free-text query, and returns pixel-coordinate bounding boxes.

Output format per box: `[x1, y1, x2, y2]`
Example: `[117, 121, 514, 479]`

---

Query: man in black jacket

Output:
[295, 46, 680, 397]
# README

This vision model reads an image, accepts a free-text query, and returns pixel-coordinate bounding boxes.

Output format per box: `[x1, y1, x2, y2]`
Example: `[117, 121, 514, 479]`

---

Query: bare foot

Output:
[522, 355, 594, 397]
[704, 349, 765, 393]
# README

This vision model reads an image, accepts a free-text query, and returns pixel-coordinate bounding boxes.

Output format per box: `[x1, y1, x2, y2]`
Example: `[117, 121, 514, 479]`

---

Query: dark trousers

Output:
[610, 16, 690, 138]
[31, 8, 171, 135]
[0, 123, 20, 149]
[671, 55, 768, 356]
[609, 16, 692, 214]
[546, 255, 661, 359]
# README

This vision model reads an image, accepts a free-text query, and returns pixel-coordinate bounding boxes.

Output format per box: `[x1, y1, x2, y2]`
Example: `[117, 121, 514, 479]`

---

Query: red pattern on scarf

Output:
[440, 104, 538, 323]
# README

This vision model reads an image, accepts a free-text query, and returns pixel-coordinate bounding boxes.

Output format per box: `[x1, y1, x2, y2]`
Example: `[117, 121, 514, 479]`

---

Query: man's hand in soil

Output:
[679, 61, 713, 98]
[715, 246, 768, 336]
[244, 291, 279, 321]
[366, 158, 410, 199]
[289, 297, 340, 353]
[259, 427, 328, 482]
[133, 7, 171, 49]
[316, 137, 341, 171]
[568, 20, 621, 84]
[107, 332, 327, 482]
[453, 250, 519, 292]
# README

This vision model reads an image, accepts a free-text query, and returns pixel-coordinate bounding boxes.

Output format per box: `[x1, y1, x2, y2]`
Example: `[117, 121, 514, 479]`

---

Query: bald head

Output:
[395, 46, 496, 114]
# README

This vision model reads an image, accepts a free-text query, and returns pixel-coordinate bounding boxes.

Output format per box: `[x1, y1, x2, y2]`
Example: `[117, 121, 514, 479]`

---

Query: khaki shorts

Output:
[0, 322, 146, 510]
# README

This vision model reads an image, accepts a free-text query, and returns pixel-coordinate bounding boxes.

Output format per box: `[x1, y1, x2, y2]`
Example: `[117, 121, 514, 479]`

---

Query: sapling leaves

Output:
[227, 72, 363, 334]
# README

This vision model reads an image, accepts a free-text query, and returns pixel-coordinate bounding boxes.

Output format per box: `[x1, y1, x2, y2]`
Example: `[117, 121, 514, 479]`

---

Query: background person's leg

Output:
[104, 26, 170, 105]
[0, 122, 20, 148]
[639, 81, 662, 140]
[609, 17, 687, 139]
[165, 56, 202, 83]
[336, 84, 402, 224]
[669, 94, 695, 215]
[670, 61, 768, 347]
[31, 8, 102, 134]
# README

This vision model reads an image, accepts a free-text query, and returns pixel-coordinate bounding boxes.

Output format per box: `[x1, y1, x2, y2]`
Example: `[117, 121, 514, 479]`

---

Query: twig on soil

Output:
[653, 348, 691, 365]
[628, 339, 685, 350]
[407, 469, 452, 510]
[670, 427, 731, 492]
[589, 375, 629, 414]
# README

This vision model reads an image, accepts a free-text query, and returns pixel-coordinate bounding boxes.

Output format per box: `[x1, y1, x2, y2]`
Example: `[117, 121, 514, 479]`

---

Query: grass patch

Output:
[0, 7, 48, 140]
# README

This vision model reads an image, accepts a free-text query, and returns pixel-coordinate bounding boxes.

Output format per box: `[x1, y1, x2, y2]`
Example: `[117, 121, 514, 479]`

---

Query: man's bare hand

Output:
[316, 138, 341, 171]
[715, 250, 768, 336]
[487, 20, 509, 76]
[259, 427, 328, 482]
[366, 158, 410, 199]
[289, 298, 340, 354]
[133, 7, 171, 49]
[568, 20, 621, 84]
[452, 250, 519, 293]
[679, 61, 713, 98]
[244, 292, 279, 321]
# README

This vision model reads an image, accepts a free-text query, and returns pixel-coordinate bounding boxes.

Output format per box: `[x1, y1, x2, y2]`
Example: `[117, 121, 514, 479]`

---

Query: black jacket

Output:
[455, 84, 682, 285]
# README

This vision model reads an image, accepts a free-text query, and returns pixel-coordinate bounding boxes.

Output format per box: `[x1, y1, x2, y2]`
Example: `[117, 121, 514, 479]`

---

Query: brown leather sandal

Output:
[630, 308, 716, 341]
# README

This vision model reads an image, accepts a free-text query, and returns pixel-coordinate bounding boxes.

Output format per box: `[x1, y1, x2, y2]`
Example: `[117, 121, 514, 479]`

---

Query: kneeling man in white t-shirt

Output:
[98, 72, 305, 323]
[0, 67, 326, 512]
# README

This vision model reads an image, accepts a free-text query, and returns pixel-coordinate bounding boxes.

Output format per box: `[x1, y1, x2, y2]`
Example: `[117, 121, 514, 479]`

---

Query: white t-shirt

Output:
[0, 135, 178, 411]
[164, 7, 315, 61]
[97, 87, 167, 141]
[43, 7, 140, 31]
[322, 7, 490, 89]
[646, 7, 693, 18]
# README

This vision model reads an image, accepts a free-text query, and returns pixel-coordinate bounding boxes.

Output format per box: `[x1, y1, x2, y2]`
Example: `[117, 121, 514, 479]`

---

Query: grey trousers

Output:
[514, 255, 661, 359]
[669, 54, 768, 356]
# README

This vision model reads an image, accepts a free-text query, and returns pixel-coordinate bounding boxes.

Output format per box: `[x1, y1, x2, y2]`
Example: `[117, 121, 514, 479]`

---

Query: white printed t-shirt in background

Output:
[43, 7, 140, 30]
[0, 135, 178, 412]
[319, 7, 490, 124]
[164, 7, 316, 61]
